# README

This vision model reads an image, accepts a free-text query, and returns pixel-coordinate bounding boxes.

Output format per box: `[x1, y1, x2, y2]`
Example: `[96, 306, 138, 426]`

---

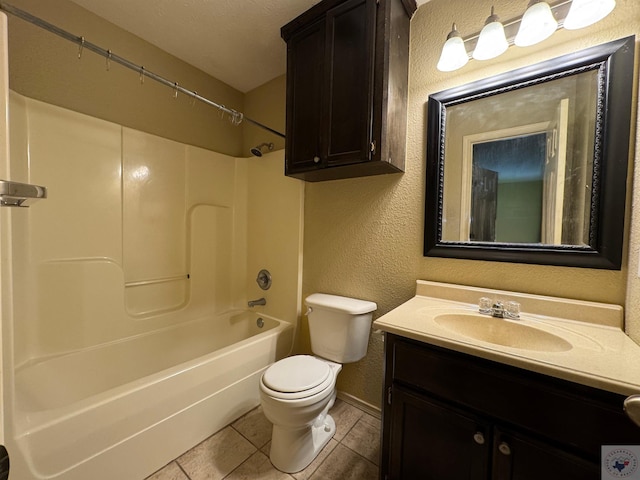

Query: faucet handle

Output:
[479, 297, 493, 314]
[504, 301, 521, 319]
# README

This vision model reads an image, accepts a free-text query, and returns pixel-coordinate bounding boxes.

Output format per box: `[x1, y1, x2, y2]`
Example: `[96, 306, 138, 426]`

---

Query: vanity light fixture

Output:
[514, 0, 558, 47]
[436, 23, 469, 71]
[563, 0, 616, 30]
[472, 7, 508, 61]
[437, 0, 616, 72]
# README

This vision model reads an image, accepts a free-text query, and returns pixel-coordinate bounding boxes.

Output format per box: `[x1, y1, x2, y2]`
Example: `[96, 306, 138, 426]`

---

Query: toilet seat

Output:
[261, 355, 334, 400]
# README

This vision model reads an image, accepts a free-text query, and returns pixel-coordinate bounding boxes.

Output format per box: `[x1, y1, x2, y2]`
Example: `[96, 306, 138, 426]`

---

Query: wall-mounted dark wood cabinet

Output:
[381, 334, 640, 480]
[281, 0, 414, 182]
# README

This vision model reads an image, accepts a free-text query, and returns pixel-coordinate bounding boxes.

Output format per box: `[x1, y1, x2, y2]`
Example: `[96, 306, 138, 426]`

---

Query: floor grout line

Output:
[175, 460, 191, 480]
[150, 399, 379, 480]
[339, 414, 363, 441]
[339, 442, 378, 468]
[230, 423, 263, 450]
[222, 450, 258, 480]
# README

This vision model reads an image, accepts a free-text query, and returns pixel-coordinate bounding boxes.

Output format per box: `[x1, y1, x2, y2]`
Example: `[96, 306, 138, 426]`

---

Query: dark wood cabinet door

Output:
[389, 386, 491, 480]
[322, 0, 376, 166]
[284, 18, 325, 174]
[491, 428, 599, 480]
[282, 0, 411, 181]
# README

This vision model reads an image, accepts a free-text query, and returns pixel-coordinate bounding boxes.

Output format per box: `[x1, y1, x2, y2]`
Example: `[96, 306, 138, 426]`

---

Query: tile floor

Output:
[145, 398, 381, 480]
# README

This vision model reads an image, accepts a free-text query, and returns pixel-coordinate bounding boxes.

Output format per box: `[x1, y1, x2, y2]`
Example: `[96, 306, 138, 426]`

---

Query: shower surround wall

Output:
[9, 91, 249, 362]
[4, 91, 303, 478]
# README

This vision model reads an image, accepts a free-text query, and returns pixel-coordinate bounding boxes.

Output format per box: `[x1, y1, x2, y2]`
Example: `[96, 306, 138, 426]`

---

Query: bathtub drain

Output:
[257, 317, 264, 328]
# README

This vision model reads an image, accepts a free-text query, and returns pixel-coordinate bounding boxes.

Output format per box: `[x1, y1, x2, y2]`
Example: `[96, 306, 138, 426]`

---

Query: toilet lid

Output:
[262, 355, 331, 393]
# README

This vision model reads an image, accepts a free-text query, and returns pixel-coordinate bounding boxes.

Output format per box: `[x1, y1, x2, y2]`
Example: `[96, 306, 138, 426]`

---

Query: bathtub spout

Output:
[248, 297, 267, 307]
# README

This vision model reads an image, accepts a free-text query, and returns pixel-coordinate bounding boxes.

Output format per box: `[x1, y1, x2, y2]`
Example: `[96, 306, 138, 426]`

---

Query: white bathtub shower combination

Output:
[1, 91, 303, 479]
[13, 311, 292, 480]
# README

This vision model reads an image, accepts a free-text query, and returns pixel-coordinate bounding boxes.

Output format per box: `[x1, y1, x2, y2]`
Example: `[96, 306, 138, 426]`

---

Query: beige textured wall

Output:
[7, 0, 244, 156]
[301, 0, 640, 408]
[623, 54, 640, 339]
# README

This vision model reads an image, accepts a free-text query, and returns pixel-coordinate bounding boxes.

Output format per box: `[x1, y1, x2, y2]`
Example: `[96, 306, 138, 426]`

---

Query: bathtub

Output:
[8, 311, 293, 480]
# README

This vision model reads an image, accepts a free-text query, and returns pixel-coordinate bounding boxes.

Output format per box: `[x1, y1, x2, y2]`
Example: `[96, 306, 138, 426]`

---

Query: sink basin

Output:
[434, 313, 573, 352]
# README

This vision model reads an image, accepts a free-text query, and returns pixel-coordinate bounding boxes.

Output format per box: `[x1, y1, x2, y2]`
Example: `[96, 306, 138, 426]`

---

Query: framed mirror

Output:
[425, 36, 635, 269]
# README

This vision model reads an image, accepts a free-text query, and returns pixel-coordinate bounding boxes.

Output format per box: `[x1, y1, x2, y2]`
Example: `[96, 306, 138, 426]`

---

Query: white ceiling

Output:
[69, 0, 430, 93]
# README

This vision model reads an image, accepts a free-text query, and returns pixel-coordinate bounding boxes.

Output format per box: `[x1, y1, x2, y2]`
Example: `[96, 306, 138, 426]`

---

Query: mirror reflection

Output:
[441, 69, 598, 246]
[425, 36, 634, 269]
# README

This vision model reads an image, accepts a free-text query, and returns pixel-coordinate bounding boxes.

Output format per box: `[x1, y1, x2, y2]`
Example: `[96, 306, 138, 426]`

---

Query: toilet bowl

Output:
[259, 293, 377, 473]
[259, 355, 342, 473]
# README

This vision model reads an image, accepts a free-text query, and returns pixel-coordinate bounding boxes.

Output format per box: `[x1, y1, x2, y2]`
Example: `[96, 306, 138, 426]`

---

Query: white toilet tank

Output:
[306, 293, 377, 363]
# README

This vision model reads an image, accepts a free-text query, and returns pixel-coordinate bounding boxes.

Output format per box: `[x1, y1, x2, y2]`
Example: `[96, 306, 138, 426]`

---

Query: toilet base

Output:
[269, 414, 336, 473]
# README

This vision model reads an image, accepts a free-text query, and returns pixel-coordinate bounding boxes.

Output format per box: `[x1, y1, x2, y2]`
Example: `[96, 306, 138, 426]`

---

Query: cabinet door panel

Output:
[285, 18, 324, 173]
[389, 387, 490, 480]
[323, 0, 375, 165]
[492, 428, 599, 480]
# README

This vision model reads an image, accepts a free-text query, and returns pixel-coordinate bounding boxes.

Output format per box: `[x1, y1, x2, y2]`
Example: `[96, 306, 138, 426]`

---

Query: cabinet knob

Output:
[498, 442, 511, 456]
[473, 432, 485, 445]
[313, 156, 321, 164]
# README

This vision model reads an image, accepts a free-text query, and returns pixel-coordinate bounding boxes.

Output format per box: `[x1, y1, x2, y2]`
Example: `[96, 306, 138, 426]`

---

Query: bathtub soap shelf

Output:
[124, 274, 190, 287]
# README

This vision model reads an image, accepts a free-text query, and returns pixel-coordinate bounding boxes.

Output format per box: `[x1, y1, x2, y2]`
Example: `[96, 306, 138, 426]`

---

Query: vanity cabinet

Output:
[381, 334, 639, 480]
[281, 0, 414, 182]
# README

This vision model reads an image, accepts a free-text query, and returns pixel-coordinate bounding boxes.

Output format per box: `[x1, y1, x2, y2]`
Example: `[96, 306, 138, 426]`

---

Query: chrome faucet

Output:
[479, 297, 520, 319]
[490, 301, 504, 318]
[248, 297, 266, 307]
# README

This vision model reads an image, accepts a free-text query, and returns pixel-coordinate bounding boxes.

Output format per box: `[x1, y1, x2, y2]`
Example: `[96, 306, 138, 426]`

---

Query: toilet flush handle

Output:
[306, 306, 313, 316]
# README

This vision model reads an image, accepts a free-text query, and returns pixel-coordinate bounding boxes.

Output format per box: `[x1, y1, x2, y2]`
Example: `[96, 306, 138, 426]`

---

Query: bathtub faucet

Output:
[248, 297, 267, 307]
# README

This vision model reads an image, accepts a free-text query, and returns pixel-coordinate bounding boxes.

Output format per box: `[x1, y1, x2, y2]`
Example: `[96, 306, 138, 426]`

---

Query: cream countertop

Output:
[373, 280, 640, 396]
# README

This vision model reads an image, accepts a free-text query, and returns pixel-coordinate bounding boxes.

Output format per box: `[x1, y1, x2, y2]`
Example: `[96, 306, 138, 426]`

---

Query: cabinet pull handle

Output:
[313, 156, 321, 164]
[624, 395, 640, 427]
[498, 442, 511, 456]
[473, 432, 485, 445]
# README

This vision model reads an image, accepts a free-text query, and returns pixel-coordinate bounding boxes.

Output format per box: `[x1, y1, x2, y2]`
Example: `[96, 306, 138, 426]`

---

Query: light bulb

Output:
[515, 1, 558, 47]
[437, 24, 469, 72]
[564, 0, 616, 30]
[473, 7, 508, 61]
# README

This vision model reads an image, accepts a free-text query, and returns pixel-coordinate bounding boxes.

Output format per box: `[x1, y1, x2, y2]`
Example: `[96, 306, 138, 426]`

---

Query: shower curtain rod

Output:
[0, 1, 285, 139]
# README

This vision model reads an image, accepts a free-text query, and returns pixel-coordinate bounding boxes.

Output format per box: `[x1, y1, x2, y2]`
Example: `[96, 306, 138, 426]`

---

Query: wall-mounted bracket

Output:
[0, 179, 47, 207]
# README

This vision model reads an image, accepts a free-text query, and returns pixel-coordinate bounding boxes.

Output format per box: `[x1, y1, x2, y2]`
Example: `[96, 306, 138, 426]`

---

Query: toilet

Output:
[259, 293, 377, 473]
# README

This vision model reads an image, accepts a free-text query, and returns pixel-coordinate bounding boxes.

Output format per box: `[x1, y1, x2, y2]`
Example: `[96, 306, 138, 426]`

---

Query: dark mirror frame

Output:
[425, 36, 635, 270]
